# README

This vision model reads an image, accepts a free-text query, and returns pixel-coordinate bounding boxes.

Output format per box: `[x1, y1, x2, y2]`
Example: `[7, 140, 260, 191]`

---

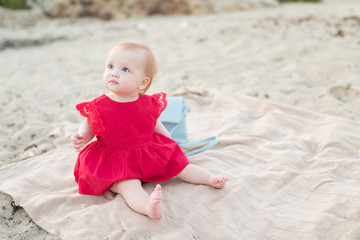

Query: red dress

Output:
[74, 93, 189, 195]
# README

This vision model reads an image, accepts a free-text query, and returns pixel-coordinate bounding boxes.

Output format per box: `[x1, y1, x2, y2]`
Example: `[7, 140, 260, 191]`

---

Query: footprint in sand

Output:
[329, 84, 351, 101]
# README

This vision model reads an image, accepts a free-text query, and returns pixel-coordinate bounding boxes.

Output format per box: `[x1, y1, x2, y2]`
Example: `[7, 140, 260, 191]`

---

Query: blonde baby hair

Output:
[113, 42, 158, 93]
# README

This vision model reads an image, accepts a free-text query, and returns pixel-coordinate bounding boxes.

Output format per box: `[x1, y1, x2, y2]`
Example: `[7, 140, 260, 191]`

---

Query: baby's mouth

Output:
[109, 80, 118, 84]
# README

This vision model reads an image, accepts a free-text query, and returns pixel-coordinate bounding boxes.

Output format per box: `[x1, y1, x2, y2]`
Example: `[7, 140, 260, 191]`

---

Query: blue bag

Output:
[159, 97, 219, 156]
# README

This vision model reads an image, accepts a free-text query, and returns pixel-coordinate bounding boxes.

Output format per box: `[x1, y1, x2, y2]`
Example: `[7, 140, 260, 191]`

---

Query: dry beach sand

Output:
[0, 0, 360, 239]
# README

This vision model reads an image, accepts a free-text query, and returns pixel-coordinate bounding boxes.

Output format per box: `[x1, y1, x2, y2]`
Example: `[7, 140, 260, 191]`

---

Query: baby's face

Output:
[103, 47, 148, 96]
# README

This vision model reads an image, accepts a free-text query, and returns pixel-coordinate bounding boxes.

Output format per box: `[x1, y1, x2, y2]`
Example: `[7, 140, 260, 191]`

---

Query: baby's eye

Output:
[108, 64, 113, 69]
[122, 67, 129, 72]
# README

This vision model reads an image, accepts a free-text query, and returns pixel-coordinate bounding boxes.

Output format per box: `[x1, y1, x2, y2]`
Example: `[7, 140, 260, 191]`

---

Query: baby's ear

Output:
[139, 77, 150, 92]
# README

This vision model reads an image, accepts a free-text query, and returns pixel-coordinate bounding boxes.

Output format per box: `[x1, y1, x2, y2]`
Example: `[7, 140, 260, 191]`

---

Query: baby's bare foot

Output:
[208, 175, 228, 189]
[145, 184, 163, 220]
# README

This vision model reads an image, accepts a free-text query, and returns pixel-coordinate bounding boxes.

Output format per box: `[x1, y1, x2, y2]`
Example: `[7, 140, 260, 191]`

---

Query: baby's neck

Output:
[106, 93, 140, 103]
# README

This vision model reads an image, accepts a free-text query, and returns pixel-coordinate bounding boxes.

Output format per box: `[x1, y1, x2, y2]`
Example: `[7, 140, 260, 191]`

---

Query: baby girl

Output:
[71, 42, 228, 220]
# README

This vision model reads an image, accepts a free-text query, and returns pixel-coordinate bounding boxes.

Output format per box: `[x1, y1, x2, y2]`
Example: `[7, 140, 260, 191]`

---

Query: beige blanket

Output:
[1, 89, 360, 240]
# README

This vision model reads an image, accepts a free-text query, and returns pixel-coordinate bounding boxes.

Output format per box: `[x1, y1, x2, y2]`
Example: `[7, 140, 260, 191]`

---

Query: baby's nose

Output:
[112, 70, 120, 77]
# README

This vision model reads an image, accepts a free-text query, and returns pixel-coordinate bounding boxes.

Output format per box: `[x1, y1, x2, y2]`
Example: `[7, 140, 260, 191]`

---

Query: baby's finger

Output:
[73, 144, 84, 151]
[73, 142, 84, 147]
[74, 139, 84, 144]
[71, 134, 79, 141]
[72, 138, 80, 144]
[71, 134, 84, 143]
[74, 147, 82, 152]
[77, 134, 85, 139]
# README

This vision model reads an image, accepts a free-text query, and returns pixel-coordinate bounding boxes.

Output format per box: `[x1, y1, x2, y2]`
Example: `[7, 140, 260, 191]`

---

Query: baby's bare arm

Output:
[154, 119, 171, 138]
[71, 119, 95, 151]
[78, 119, 95, 141]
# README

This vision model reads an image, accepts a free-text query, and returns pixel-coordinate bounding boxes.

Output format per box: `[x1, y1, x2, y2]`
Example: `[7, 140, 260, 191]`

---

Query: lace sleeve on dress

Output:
[76, 101, 106, 136]
[152, 92, 167, 118]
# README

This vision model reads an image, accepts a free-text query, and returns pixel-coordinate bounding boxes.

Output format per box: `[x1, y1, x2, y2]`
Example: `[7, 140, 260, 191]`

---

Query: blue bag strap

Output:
[179, 136, 219, 157]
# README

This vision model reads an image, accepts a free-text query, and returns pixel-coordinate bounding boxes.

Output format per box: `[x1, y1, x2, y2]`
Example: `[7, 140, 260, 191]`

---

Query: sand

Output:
[0, 0, 359, 239]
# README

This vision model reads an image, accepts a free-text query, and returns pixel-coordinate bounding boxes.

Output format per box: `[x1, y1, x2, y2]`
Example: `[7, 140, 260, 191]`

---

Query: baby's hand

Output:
[71, 133, 86, 152]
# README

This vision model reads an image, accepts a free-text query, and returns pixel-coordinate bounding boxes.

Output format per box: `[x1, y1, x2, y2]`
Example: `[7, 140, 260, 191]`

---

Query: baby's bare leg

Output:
[111, 179, 163, 220]
[176, 164, 228, 189]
